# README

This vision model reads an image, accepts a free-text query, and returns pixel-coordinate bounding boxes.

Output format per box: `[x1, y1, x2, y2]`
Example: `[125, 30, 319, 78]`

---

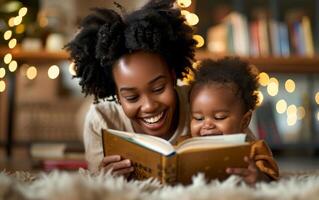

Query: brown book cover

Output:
[102, 129, 250, 185]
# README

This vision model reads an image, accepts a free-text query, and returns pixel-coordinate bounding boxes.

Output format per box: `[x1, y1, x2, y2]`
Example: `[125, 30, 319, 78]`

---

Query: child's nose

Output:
[203, 118, 215, 129]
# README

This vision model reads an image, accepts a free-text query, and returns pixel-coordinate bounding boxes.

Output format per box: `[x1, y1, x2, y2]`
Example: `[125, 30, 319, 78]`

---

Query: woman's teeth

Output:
[143, 112, 164, 124]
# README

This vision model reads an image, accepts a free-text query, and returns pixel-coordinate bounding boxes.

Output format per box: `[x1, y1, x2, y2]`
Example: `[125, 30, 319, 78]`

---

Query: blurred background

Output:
[0, 0, 319, 173]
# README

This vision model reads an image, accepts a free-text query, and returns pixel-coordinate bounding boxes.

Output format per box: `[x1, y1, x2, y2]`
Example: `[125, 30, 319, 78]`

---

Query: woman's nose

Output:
[140, 95, 158, 112]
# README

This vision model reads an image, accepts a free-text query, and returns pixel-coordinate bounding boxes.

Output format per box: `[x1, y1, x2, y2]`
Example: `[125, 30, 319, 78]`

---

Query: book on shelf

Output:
[30, 143, 87, 171]
[102, 129, 251, 185]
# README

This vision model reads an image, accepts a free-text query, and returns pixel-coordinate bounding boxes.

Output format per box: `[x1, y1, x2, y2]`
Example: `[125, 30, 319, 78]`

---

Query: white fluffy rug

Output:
[1, 170, 319, 200]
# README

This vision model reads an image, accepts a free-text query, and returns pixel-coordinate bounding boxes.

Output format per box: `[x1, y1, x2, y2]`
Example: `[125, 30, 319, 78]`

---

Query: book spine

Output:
[160, 155, 177, 185]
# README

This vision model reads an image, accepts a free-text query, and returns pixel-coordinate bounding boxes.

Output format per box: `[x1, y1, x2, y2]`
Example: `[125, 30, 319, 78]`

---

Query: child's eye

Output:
[214, 115, 227, 120]
[192, 115, 204, 121]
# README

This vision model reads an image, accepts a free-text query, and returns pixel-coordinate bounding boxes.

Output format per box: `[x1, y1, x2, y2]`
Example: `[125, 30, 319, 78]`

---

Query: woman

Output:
[66, 0, 197, 174]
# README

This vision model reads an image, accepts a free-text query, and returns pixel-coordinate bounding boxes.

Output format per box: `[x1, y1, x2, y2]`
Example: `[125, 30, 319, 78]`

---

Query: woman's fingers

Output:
[113, 166, 134, 176]
[99, 155, 133, 174]
[226, 167, 250, 176]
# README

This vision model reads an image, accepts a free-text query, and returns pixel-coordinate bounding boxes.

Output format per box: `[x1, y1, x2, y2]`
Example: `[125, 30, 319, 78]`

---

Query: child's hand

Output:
[98, 155, 134, 177]
[226, 156, 269, 185]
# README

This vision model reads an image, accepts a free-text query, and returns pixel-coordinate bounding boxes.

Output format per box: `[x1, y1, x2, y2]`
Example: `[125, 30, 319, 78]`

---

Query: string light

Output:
[4, 53, 12, 64]
[26, 66, 37, 80]
[177, 0, 192, 8]
[8, 60, 18, 72]
[193, 35, 204, 48]
[287, 104, 297, 116]
[0, 80, 6, 93]
[269, 77, 279, 85]
[0, 68, 6, 78]
[287, 114, 297, 126]
[48, 65, 60, 79]
[185, 12, 199, 26]
[68, 62, 77, 76]
[267, 82, 278, 96]
[315, 92, 319, 105]
[8, 17, 15, 27]
[4, 30, 12, 40]
[18, 7, 28, 17]
[285, 79, 295, 93]
[8, 38, 17, 49]
[13, 16, 23, 26]
[276, 99, 287, 114]
[258, 72, 269, 86]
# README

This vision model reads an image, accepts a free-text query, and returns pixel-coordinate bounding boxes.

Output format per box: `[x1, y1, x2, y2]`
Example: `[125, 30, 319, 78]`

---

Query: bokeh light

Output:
[285, 79, 295, 93]
[276, 99, 287, 114]
[48, 65, 60, 79]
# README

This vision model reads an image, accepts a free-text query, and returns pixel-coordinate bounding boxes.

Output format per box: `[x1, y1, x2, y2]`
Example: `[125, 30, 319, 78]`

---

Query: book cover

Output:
[102, 129, 251, 185]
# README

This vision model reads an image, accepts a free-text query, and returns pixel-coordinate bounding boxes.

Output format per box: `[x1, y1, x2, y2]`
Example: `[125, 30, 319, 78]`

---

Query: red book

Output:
[42, 160, 88, 171]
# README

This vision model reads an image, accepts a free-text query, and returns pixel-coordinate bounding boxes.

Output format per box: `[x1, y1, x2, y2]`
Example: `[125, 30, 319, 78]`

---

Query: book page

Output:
[105, 129, 176, 156]
[176, 134, 247, 154]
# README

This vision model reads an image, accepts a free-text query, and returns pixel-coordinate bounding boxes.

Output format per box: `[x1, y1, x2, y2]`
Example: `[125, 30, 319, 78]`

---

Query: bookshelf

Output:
[0, 47, 83, 158]
[196, 50, 319, 73]
[190, 0, 319, 152]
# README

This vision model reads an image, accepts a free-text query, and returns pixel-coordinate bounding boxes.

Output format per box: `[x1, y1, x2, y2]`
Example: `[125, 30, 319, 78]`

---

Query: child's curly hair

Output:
[66, 0, 196, 102]
[191, 57, 260, 111]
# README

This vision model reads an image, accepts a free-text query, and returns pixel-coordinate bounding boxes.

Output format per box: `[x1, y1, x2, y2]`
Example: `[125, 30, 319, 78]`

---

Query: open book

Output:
[102, 129, 251, 185]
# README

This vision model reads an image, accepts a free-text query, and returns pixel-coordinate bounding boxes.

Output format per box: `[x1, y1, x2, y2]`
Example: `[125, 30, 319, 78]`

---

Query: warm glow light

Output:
[48, 65, 60, 79]
[276, 99, 287, 114]
[68, 62, 77, 76]
[181, 10, 190, 16]
[4, 30, 12, 40]
[258, 72, 269, 86]
[255, 91, 264, 106]
[26, 66, 37, 80]
[0, 68, 6, 78]
[15, 24, 25, 34]
[177, 0, 192, 8]
[267, 82, 278, 96]
[0, 80, 5, 92]
[8, 60, 18, 72]
[4, 53, 12, 64]
[297, 106, 306, 120]
[287, 114, 297, 126]
[287, 104, 297, 116]
[18, 7, 28, 17]
[315, 92, 319, 105]
[285, 79, 295, 93]
[269, 77, 279, 85]
[8, 38, 17, 49]
[8, 17, 15, 27]
[193, 35, 204, 48]
[185, 13, 199, 26]
[13, 16, 23, 26]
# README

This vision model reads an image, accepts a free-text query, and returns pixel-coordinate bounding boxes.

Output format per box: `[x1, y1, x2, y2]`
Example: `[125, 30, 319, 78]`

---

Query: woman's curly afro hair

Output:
[66, 0, 196, 102]
[191, 57, 260, 112]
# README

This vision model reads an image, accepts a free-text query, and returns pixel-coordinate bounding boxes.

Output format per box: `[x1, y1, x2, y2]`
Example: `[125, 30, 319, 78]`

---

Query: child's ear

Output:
[240, 110, 252, 131]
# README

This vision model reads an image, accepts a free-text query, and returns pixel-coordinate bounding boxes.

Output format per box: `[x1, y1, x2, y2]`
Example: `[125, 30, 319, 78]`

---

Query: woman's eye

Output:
[152, 86, 165, 93]
[125, 95, 138, 102]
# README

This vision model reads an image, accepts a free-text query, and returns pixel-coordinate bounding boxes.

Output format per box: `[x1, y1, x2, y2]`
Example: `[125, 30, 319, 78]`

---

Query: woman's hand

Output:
[98, 155, 134, 177]
[226, 156, 270, 185]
